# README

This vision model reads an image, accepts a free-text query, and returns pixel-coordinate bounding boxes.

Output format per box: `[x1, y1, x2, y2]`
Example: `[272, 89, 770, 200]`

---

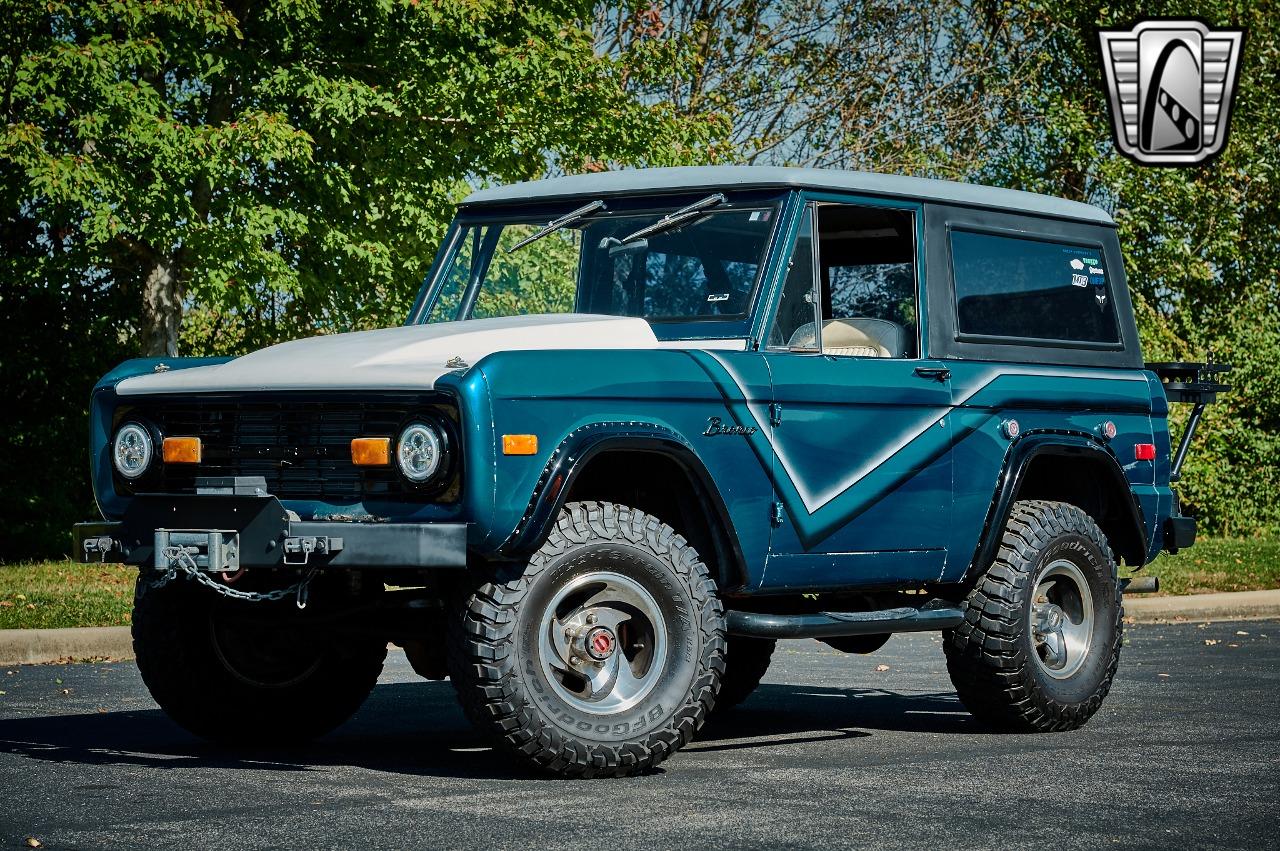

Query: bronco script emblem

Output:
[703, 416, 757, 437]
[1098, 20, 1244, 166]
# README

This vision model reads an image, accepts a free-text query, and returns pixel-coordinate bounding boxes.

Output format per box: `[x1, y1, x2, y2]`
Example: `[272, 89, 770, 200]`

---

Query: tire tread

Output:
[447, 501, 726, 777]
[944, 499, 1124, 732]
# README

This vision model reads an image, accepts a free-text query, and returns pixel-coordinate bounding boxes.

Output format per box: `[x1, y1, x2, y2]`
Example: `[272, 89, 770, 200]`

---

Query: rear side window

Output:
[950, 230, 1119, 345]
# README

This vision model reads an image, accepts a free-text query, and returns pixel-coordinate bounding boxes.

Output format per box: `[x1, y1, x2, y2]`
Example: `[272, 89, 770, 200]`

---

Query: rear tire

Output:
[133, 577, 386, 744]
[944, 499, 1122, 732]
[447, 501, 725, 777]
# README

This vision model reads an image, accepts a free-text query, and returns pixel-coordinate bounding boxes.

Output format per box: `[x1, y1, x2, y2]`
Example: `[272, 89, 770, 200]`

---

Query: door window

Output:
[769, 203, 920, 358]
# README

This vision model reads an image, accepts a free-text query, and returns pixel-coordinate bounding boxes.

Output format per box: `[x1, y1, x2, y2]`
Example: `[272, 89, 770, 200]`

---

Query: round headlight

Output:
[113, 422, 153, 480]
[397, 422, 442, 482]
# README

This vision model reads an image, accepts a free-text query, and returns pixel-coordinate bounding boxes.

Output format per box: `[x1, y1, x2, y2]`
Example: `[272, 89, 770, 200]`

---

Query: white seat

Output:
[787, 318, 906, 358]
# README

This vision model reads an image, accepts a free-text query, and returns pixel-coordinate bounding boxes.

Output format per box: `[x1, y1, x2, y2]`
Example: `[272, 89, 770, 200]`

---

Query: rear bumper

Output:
[1163, 515, 1197, 554]
[73, 494, 468, 570]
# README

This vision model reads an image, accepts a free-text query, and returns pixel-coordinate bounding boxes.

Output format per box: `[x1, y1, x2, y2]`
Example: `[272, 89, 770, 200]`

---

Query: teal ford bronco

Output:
[75, 166, 1225, 777]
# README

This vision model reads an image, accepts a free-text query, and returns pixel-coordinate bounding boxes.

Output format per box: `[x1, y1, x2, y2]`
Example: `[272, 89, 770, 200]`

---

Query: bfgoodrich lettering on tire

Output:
[944, 499, 1123, 732]
[447, 501, 726, 777]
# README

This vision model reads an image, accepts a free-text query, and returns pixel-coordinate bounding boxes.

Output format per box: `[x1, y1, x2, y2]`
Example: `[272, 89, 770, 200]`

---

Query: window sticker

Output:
[1066, 249, 1105, 289]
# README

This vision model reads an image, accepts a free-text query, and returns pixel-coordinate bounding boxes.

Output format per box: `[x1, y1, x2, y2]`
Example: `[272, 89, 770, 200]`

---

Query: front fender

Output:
[496, 423, 737, 558]
[452, 348, 774, 577]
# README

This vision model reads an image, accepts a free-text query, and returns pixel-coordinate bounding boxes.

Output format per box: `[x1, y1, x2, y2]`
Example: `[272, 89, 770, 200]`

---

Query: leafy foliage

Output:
[598, 0, 1042, 174]
[2, 0, 724, 357]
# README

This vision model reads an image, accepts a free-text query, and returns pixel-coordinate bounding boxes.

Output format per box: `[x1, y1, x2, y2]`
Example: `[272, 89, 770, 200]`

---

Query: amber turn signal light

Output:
[502, 434, 538, 455]
[351, 437, 392, 466]
[162, 436, 202, 464]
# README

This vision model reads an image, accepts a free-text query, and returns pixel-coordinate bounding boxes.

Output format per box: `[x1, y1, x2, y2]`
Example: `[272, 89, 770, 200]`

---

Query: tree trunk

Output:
[141, 256, 183, 357]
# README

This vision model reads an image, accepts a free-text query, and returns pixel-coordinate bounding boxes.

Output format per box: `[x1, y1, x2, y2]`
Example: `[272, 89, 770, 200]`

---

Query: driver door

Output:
[759, 199, 953, 591]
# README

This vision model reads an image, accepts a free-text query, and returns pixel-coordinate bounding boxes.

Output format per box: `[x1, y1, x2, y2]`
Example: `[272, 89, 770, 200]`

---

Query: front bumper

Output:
[74, 494, 467, 570]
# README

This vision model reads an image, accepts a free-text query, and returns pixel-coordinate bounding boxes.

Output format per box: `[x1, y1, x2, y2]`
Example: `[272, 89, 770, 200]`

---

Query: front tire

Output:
[133, 577, 387, 744]
[447, 501, 726, 777]
[944, 499, 1123, 732]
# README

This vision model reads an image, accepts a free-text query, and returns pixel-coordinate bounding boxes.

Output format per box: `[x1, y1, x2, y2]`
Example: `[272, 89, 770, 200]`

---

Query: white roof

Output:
[462, 166, 1113, 225]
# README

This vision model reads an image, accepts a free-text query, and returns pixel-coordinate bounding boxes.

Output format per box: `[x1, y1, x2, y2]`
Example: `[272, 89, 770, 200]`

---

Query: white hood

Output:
[115, 314, 659, 395]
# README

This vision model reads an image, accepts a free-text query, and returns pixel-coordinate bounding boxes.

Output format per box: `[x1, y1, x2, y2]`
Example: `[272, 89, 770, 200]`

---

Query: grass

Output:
[1134, 536, 1280, 597]
[0, 561, 134, 630]
[1, 536, 1277, 629]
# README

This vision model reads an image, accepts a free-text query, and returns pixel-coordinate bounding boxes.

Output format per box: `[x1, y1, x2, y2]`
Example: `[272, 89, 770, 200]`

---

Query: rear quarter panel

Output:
[944, 361, 1168, 580]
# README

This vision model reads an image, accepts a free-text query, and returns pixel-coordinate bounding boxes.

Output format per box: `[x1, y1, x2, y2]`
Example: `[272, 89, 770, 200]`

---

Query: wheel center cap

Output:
[585, 626, 616, 661]
[1034, 602, 1066, 634]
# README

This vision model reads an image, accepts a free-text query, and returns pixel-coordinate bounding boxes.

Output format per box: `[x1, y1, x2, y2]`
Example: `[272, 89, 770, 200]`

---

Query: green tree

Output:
[2, 0, 724, 357]
[597, 0, 1039, 175]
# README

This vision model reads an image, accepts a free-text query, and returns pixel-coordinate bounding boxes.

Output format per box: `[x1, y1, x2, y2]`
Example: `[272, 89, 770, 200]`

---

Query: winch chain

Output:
[140, 546, 319, 609]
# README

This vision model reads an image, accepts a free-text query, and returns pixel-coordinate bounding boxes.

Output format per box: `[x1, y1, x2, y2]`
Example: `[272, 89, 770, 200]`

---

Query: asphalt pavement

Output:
[0, 620, 1276, 850]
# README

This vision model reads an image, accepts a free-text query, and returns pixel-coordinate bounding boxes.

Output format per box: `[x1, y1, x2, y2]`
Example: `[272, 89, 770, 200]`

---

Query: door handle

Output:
[914, 366, 951, 381]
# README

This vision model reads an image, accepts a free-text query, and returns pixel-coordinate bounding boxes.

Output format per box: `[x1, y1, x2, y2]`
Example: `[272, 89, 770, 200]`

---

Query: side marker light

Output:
[503, 434, 538, 455]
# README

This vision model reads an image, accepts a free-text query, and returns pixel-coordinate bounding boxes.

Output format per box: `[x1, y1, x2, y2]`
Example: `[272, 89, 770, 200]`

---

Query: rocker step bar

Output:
[726, 604, 965, 640]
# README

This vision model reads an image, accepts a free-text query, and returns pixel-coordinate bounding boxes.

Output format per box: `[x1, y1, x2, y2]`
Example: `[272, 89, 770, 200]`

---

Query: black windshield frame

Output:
[408, 190, 788, 341]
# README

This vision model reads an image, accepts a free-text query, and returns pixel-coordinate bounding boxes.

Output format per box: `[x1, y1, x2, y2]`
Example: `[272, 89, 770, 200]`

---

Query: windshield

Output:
[419, 200, 779, 329]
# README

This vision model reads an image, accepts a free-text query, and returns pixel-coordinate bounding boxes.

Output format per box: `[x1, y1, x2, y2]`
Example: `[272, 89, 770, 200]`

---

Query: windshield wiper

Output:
[618, 193, 726, 245]
[507, 199, 607, 252]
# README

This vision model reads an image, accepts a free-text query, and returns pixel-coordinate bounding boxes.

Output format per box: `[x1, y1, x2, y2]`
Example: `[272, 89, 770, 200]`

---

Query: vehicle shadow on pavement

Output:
[0, 680, 977, 778]
[0, 680, 532, 780]
[694, 683, 981, 751]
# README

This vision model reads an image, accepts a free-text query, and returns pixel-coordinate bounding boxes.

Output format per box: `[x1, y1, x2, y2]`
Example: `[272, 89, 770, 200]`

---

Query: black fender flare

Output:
[964, 431, 1148, 583]
[496, 421, 748, 585]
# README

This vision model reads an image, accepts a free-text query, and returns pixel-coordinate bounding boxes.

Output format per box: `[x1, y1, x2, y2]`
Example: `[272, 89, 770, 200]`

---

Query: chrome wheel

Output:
[537, 571, 668, 715]
[1030, 559, 1095, 679]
